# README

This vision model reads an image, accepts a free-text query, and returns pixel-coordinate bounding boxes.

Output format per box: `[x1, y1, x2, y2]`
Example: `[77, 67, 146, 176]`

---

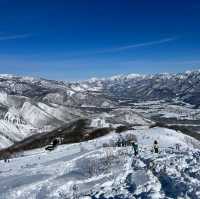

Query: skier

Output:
[153, 140, 159, 153]
[132, 141, 139, 156]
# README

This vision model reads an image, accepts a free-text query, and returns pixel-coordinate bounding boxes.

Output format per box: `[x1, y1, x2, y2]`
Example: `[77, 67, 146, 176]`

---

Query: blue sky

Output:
[0, 0, 200, 80]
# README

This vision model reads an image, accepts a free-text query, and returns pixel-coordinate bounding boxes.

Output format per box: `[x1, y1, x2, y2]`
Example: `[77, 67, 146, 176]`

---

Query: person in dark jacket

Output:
[175, 143, 181, 151]
[153, 140, 159, 153]
[52, 138, 59, 147]
[132, 141, 139, 156]
[118, 134, 123, 147]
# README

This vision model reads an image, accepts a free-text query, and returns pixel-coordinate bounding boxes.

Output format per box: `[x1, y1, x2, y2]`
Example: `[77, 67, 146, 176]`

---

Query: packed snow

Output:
[0, 127, 200, 199]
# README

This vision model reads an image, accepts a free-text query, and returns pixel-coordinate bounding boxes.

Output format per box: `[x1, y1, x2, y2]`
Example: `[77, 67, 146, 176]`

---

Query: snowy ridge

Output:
[88, 73, 145, 82]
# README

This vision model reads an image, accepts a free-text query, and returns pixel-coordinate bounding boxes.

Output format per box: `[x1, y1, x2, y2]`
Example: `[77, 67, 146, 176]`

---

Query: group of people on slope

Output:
[131, 140, 159, 156]
[116, 134, 128, 147]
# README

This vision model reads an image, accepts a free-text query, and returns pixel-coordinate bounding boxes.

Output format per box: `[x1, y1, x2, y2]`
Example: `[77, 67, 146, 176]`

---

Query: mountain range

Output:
[0, 70, 200, 148]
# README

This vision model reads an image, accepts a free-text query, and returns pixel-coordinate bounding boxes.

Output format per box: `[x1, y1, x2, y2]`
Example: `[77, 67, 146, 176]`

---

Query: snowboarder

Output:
[153, 140, 159, 153]
[45, 138, 59, 151]
[52, 138, 59, 147]
[132, 141, 139, 156]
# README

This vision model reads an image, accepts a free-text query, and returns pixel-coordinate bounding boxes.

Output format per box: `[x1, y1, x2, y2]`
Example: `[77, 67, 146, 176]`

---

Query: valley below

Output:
[0, 71, 200, 198]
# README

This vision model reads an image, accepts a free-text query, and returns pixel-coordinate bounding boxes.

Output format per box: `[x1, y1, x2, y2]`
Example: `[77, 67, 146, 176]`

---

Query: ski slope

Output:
[0, 127, 200, 199]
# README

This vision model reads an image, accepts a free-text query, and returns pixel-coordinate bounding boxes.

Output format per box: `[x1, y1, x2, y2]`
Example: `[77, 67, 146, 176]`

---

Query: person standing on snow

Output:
[132, 141, 139, 156]
[153, 140, 159, 153]
[122, 137, 126, 147]
[175, 143, 181, 151]
[118, 134, 123, 147]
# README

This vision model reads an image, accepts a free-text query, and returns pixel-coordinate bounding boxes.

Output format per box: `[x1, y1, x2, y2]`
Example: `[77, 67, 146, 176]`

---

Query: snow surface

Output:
[90, 118, 110, 128]
[0, 127, 200, 198]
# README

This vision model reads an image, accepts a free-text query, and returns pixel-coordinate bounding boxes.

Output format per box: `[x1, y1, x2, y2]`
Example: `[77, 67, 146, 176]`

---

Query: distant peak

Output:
[126, 73, 145, 79]
[0, 74, 16, 78]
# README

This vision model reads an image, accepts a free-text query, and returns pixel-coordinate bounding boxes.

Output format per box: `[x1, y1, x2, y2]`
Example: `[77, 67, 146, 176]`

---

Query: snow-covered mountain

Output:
[1, 70, 200, 106]
[83, 70, 200, 105]
[0, 75, 115, 148]
[1, 70, 200, 148]
[1, 71, 200, 198]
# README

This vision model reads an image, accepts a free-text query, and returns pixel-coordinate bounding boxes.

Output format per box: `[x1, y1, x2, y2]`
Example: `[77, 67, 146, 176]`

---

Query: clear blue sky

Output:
[0, 0, 200, 80]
